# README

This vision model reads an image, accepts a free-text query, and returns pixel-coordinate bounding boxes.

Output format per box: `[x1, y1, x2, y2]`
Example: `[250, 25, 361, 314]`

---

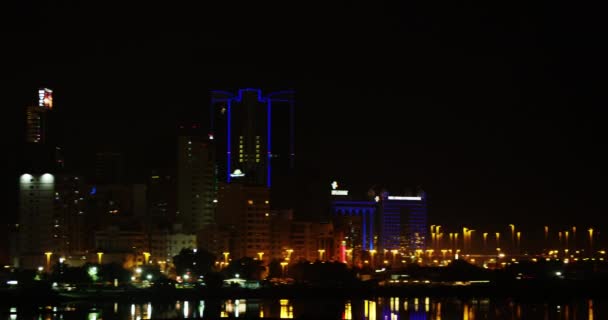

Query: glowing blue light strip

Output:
[369, 211, 374, 250]
[290, 101, 295, 169]
[227, 99, 232, 183]
[267, 98, 272, 187]
[363, 210, 367, 250]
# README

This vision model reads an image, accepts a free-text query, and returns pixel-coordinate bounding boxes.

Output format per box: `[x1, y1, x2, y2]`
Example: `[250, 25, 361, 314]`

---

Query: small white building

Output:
[150, 231, 197, 263]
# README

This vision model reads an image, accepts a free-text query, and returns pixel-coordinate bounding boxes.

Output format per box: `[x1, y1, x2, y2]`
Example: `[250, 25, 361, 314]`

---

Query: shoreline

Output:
[3, 280, 608, 305]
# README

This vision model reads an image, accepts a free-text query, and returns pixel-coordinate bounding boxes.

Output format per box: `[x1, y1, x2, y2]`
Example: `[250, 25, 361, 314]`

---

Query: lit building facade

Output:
[25, 88, 52, 144]
[150, 231, 197, 264]
[331, 188, 428, 255]
[177, 131, 216, 233]
[209, 89, 295, 208]
[17, 173, 56, 268]
[215, 183, 271, 260]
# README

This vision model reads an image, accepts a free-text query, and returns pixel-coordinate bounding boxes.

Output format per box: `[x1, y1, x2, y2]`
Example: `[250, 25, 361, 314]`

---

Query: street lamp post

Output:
[143, 252, 151, 265]
[97, 252, 104, 265]
[495, 232, 500, 250]
[588, 228, 594, 255]
[509, 224, 515, 251]
[286, 249, 293, 261]
[317, 249, 325, 261]
[223, 252, 230, 264]
[435, 226, 442, 250]
[483, 233, 488, 253]
[44, 252, 52, 273]
[257, 252, 264, 262]
[280, 262, 288, 278]
[517, 232, 521, 254]
[467, 230, 475, 253]
[544, 226, 549, 253]
[572, 226, 577, 250]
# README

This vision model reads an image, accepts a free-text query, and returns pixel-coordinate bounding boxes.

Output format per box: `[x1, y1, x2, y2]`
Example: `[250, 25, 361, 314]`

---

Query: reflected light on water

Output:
[364, 300, 376, 320]
[184, 301, 189, 318]
[436, 302, 442, 320]
[145, 303, 152, 320]
[199, 301, 205, 318]
[589, 299, 594, 320]
[343, 301, 352, 320]
[130, 304, 135, 318]
[114, 303, 118, 314]
[464, 303, 469, 320]
[280, 299, 293, 319]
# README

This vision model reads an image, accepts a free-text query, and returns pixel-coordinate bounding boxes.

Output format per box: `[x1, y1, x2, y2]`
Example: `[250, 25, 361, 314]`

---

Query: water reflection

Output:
[2, 297, 607, 319]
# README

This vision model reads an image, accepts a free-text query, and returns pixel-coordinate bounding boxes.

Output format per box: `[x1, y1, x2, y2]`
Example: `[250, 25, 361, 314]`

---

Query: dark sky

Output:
[4, 2, 608, 233]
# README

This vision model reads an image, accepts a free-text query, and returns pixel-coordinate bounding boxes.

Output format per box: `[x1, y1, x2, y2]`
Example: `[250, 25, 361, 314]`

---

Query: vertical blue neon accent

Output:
[362, 208, 367, 250]
[227, 99, 232, 183]
[267, 98, 272, 187]
[290, 101, 295, 169]
[369, 210, 374, 250]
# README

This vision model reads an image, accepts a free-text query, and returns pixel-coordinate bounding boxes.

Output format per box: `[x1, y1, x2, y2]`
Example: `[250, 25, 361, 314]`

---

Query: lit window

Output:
[247, 200, 254, 205]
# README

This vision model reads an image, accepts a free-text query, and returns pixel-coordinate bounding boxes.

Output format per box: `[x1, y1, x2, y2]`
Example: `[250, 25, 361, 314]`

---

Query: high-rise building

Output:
[17, 173, 56, 268]
[215, 183, 271, 260]
[177, 128, 216, 233]
[146, 170, 176, 224]
[209, 89, 295, 208]
[331, 186, 428, 255]
[24, 88, 53, 144]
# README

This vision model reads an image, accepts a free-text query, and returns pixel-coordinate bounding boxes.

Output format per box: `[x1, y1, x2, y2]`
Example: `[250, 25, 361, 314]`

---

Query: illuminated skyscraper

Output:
[210, 89, 295, 197]
[177, 125, 216, 233]
[331, 187, 428, 254]
[17, 173, 56, 268]
[25, 88, 53, 144]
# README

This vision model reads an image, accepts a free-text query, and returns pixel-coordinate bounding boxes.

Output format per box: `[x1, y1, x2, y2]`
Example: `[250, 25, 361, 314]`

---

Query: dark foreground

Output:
[3, 279, 608, 304]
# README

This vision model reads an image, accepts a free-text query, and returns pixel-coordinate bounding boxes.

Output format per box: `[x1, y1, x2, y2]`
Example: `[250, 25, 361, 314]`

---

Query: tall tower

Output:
[177, 125, 216, 233]
[210, 89, 295, 208]
[17, 88, 57, 268]
[17, 173, 56, 268]
[25, 88, 53, 144]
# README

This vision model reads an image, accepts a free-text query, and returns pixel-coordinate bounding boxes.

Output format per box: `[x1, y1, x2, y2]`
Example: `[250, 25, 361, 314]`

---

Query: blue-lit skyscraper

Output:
[210, 89, 295, 207]
[331, 188, 428, 254]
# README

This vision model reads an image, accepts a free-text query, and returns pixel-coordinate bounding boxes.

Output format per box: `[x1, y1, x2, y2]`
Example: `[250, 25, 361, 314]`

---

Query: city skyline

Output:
[5, 2, 607, 231]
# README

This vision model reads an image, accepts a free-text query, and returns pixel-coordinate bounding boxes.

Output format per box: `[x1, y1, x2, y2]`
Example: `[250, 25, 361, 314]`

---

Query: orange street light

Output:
[44, 252, 52, 272]
[317, 249, 325, 261]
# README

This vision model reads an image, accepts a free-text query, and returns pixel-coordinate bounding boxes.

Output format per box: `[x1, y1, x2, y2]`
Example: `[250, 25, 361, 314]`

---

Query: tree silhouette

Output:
[173, 248, 217, 277]
[224, 257, 266, 280]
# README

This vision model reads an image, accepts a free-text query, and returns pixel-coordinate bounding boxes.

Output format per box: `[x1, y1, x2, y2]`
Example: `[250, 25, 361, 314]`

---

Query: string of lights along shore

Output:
[8, 87, 606, 276]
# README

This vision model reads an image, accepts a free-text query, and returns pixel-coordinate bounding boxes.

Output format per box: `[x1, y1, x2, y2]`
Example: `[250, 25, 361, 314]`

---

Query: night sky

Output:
[4, 2, 608, 233]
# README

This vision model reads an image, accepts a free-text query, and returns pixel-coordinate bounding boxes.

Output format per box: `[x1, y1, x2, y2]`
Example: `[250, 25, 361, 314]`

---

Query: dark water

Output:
[1, 297, 603, 319]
